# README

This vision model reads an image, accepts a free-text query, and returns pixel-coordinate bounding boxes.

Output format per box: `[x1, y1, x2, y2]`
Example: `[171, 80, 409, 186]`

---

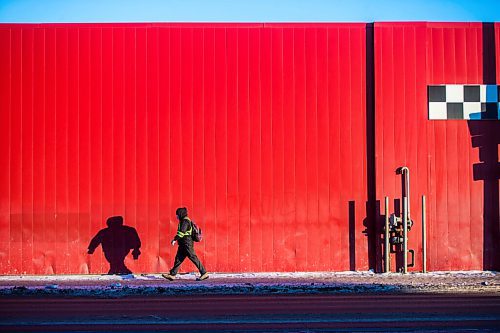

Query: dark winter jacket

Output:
[174, 217, 193, 246]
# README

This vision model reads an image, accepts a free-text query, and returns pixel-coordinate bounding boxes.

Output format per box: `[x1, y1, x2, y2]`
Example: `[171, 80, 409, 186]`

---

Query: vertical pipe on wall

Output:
[422, 195, 427, 273]
[403, 197, 408, 274]
[400, 166, 410, 274]
[384, 196, 390, 273]
[366, 23, 377, 271]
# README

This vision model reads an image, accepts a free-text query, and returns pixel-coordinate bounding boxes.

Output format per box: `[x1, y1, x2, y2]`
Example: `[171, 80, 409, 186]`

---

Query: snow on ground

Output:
[0, 271, 498, 297]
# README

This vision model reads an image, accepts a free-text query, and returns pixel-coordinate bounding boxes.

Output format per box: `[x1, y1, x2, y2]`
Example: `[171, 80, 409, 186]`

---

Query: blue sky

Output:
[0, 0, 499, 23]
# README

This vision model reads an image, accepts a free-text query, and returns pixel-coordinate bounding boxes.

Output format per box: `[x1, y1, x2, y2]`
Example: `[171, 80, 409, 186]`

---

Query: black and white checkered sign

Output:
[428, 85, 500, 120]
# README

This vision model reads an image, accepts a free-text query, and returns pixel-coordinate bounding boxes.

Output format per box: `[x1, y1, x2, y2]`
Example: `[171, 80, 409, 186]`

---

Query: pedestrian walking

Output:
[162, 207, 208, 281]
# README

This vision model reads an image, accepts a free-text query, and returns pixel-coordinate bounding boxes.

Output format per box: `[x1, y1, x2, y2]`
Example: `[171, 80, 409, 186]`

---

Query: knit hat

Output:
[175, 207, 188, 219]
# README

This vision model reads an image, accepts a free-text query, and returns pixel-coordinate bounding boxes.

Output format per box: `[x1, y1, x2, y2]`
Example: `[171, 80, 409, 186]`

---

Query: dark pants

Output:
[170, 244, 206, 275]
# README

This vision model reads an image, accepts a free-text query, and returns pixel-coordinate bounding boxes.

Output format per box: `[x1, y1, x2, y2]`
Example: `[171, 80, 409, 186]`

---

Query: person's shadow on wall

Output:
[88, 216, 142, 274]
[468, 121, 500, 270]
[468, 22, 500, 271]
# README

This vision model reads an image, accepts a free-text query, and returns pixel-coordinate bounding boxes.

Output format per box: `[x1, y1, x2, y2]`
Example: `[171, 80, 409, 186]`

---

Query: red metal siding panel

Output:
[10, 28, 23, 274]
[32, 28, 45, 275]
[67, 27, 80, 274]
[379, 24, 422, 271]
[248, 27, 262, 272]
[236, 28, 251, 271]
[101, 27, 114, 270]
[305, 27, 319, 270]
[0, 28, 11, 274]
[414, 25, 429, 271]
[169, 27, 182, 272]
[227, 28, 240, 271]
[316, 27, 330, 270]
[339, 29, 353, 270]
[43, 28, 56, 274]
[351, 27, 368, 270]
[135, 27, 148, 273]
[404, 26, 423, 270]
[192, 27, 205, 269]
[146, 27, 159, 273]
[470, 26, 485, 267]
[203, 28, 218, 272]
[293, 27, 308, 272]
[214, 27, 229, 272]
[54, 27, 68, 274]
[375, 22, 496, 271]
[429, 24, 485, 270]
[157, 27, 171, 273]
[89, 28, 103, 273]
[20, 28, 33, 274]
[282, 27, 296, 271]
[78, 28, 91, 274]
[324, 28, 349, 270]
[270, 28, 284, 270]
[260, 26, 273, 272]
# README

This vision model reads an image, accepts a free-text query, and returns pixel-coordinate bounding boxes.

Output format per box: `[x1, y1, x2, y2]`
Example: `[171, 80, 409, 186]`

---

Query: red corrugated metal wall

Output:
[375, 22, 500, 271]
[0, 23, 369, 274]
[1, 22, 498, 275]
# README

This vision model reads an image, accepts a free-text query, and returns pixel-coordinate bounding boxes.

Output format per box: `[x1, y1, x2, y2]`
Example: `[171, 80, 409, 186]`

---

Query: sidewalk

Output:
[1, 271, 499, 297]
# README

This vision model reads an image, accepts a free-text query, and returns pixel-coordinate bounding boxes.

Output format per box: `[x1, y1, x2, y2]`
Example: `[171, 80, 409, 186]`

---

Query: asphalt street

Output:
[1, 293, 499, 332]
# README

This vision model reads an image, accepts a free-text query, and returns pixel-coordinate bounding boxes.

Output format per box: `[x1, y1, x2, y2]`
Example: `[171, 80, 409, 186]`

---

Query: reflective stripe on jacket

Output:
[176, 217, 192, 238]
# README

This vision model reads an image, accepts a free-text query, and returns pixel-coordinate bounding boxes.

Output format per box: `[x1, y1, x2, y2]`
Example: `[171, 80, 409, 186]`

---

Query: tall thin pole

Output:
[385, 196, 390, 273]
[422, 195, 427, 273]
[403, 197, 408, 274]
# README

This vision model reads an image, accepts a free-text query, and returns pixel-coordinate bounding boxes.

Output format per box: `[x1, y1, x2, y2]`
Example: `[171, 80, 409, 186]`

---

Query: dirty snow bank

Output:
[0, 271, 498, 297]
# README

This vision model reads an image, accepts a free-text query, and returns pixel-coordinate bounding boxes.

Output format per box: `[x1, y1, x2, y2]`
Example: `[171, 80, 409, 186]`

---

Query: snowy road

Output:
[1, 293, 499, 332]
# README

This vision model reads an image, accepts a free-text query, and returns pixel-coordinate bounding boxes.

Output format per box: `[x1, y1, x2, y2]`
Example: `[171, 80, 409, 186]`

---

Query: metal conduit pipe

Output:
[385, 196, 390, 273]
[403, 197, 408, 274]
[401, 167, 410, 219]
[400, 167, 410, 274]
[422, 195, 427, 273]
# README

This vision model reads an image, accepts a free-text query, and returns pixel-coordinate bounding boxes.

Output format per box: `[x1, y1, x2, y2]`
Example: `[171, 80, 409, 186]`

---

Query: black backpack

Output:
[191, 221, 202, 242]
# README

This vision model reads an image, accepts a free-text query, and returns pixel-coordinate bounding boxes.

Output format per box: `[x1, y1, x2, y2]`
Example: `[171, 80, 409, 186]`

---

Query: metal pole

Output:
[422, 195, 427, 273]
[402, 167, 410, 220]
[385, 196, 390, 273]
[403, 197, 408, 274]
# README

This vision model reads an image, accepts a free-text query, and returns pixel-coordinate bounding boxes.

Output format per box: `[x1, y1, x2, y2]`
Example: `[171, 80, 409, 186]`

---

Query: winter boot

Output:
[197, 272, 209, 281]
[162, 273, 175, 281]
